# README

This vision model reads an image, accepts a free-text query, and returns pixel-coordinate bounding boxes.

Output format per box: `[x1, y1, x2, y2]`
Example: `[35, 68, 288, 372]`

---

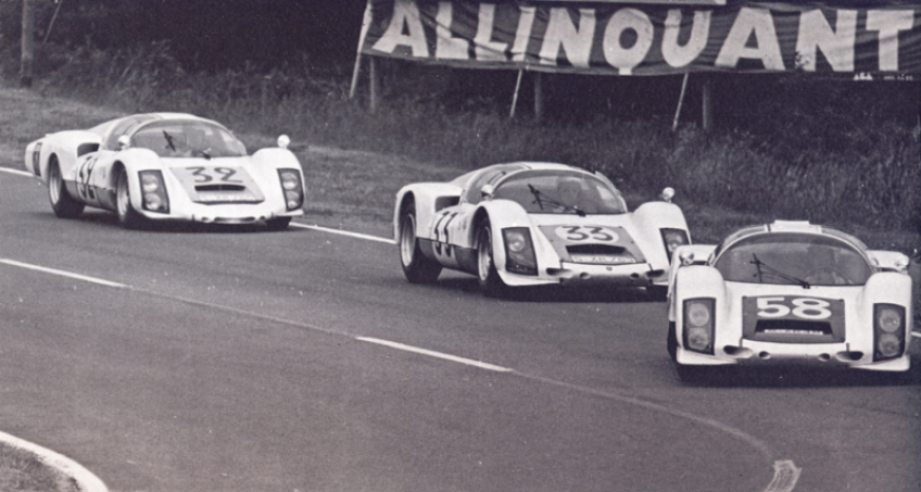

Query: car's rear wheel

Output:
[399, 203, 441, 283]
[47, 158, 84, 219]
[676, 364, 708, 383]
[265, 217, 291, 231]
[116, 169, 145, 229]
[476, 219, 507, 297]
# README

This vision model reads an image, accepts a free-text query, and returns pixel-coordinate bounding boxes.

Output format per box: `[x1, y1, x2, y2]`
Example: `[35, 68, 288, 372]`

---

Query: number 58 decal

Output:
[756, 297, 834, 320]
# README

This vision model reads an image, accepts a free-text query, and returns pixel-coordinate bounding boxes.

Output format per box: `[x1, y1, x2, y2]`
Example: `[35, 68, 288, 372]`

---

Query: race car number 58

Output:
[757, 297, 832, 320]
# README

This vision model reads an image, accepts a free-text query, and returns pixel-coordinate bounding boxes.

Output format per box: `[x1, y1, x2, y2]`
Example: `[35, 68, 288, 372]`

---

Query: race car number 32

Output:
[554, 226, 619, 242]
[756, 296, 833, 320]
[186, 166, 243, 183]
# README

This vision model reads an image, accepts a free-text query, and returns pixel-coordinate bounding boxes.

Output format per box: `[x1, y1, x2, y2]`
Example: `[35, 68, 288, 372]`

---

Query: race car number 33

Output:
[554, 226, 619, 242]
[747, 296, 843, 321]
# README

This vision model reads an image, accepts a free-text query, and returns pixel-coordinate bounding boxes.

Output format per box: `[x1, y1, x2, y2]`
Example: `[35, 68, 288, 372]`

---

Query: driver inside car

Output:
[804, 245, 849, 285]
[554, 178, 597, 214]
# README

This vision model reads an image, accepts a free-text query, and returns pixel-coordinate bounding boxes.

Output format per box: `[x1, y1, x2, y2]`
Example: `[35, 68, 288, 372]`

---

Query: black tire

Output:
[667, 322, 678, 361]
[646, 285, 668, 302]
[265, 217, 292, 231]
[476, 219, 507, 297]
[116, 169, 145, 230]
[47, 159, 84, 219]
[399, 203, 442, 283]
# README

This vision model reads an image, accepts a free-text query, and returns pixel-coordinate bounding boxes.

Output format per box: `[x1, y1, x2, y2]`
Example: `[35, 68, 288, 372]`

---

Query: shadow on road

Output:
[671, 363, 921, 388]
[433, 276, 659, 303]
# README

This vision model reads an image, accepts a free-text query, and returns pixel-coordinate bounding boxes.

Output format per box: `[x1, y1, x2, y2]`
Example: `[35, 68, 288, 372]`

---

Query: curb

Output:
[0, 430, 108, 492]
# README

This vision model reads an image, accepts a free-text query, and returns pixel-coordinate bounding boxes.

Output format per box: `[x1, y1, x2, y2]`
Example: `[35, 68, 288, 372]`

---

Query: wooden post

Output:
[20, 0, 35, 87]
[701, 75, 712, 131]
[534, 72, 544, 121]
[369, 56, 380, 114]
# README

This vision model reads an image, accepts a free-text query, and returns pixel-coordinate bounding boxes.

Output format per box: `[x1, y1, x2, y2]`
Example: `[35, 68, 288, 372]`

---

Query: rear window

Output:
[714, 233, 871, 286]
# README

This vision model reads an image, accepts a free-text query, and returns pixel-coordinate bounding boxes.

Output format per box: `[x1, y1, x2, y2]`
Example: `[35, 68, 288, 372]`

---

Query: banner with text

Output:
[358, 0, 920, 78]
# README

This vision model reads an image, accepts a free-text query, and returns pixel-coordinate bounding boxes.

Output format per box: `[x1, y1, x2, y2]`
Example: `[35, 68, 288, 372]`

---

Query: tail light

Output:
[278, 169, 304, 211]
[139, 170, 169, 213]
[683, 298, 715, 354]
[660, 228, 690, 263]
[502, 228, 537, 276]
[873, 304, 905, 361]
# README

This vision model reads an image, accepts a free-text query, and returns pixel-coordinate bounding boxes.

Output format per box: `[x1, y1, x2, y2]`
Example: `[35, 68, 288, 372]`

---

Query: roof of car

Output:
[717, 220, 869, 254]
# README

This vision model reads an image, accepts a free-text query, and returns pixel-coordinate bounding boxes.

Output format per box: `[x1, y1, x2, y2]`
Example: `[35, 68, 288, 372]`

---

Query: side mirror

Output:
[117, 135, 131, 151]
[660, 187, 675, 203]
[277, 135, 291, 149]
[480, 184, 495, 199]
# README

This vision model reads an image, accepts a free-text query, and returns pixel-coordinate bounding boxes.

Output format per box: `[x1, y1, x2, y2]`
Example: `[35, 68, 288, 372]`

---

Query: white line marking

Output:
[764, 460, 802, 492]
[0, 167, 34, 177]
[356, 337, 514, 373]
[291, 223, 395, 244]
[0, 259, 128, 288]
[0, 430, 109, 492]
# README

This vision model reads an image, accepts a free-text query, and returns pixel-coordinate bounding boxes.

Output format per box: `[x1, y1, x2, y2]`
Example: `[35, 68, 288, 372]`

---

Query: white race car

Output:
[394, 162, 690, 297]
[667, 220, 913, 381]
[24, 113, 305, 230]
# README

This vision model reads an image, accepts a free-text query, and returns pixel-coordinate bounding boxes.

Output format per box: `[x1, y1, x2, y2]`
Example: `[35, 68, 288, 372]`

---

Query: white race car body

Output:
[667, 221, 912, 377]
[24, 113, 305, 229]
[394, 162, 690, 295]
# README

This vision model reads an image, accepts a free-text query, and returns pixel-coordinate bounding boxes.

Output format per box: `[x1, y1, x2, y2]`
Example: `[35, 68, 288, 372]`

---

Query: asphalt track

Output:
[1, 167, 919, 492]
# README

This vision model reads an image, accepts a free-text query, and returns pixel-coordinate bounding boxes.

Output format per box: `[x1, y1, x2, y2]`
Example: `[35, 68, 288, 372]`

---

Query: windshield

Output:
[462, 164, 528, 205]
[130, 121, 247, 158]
[714, 233, 871, 286]
[491, 170, 627, 215]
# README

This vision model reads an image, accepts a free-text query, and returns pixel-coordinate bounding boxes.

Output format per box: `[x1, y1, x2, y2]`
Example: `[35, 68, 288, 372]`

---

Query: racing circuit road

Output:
[0, 168, 919, 492]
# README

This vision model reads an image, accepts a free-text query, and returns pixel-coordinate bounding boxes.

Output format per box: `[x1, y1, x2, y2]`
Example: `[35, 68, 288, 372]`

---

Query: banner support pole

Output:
[672, 72, 690, 132]
[349, 53, 363, 101]
[350, 0, 374, 102]
[534, 72, 544, 121]
[702, 75, 712, 131]
[510, 69, 524, 119]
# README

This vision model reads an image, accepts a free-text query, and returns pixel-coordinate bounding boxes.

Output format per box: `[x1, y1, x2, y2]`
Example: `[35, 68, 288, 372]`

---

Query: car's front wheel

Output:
[116, 170, 145, 229]
[476, 219, 507, 297]
[47, 158, 84, 219]
[399, 203, 441, 283]
[647, 285, 668, 302]
[667, 322, 678, 361]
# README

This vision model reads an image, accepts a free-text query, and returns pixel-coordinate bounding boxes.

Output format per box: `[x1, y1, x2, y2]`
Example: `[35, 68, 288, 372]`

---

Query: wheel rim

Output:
[116, 173, 129, 218]
[49, 165, 61, 204]
[400, 214, 416, 267]
[477, 228, 492, 281]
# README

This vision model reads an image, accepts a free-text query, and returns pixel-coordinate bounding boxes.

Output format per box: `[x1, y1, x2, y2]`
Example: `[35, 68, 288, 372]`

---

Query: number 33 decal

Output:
[554, 226, 619, 242]
[756, 297, 832, 320]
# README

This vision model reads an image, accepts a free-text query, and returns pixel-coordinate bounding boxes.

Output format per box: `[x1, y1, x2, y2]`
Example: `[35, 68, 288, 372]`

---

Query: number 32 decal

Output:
[756, 297, 832, 320]
[186, 166, 242, 183]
